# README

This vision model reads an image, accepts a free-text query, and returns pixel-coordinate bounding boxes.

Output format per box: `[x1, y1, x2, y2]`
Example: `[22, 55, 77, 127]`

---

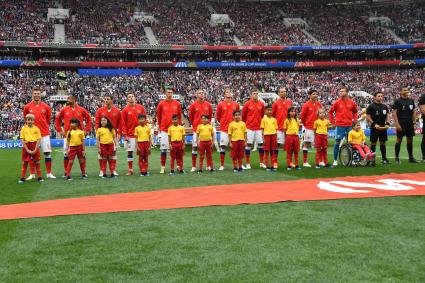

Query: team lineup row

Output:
[18, 85, 425, 182]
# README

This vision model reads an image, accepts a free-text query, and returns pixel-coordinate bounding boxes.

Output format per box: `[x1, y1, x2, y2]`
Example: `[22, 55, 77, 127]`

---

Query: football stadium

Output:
[1, 0, 425, 281]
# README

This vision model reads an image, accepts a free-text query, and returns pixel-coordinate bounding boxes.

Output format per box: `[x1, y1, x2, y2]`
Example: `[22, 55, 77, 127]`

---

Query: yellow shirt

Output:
[313, 119, 330, 135]
[134, 125, 151, 142]
[168, 125, 185, 142]
[348, 129, 366, 144]
[67, 129, 85, 146]
[197, 124, 213, 142]
[96, 127, 115, 144]
[284, 118, 300, 135]
[261, 116, 278, 135]
[228, 121, 247, 141]
[20, 125, 41, 143]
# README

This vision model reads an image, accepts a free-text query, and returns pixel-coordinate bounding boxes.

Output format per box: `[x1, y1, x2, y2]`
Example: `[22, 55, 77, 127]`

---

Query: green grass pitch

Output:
[0, 137, 424, 282]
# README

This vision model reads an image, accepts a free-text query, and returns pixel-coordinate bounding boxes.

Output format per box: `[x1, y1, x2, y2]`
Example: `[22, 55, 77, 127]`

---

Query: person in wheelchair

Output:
[348, 121, 375, 162]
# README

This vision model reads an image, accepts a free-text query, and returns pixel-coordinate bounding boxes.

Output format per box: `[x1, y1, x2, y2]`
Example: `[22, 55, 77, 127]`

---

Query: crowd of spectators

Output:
[212, 1, 314, 46]
[1, 0, 424, 45]
[145, 0, 234, 45]
[1, 69, 424, 139]
[0, 0, 54, 42]
[373, 3, 425, 43]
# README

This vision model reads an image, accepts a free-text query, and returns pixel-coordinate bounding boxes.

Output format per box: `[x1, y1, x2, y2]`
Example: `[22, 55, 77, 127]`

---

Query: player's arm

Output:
[328, 103, 336, 126]
[196, 128, 201, 147]
[168, 128, 172, 149]
[228, 125, 233, 148]
[81, 132, 86, 155]
[188, 104, 195, 125]
[46, 105, 52, 127]
[352, 103, 358, 122]
[156, 103, 162, 128]
[95, 111, 100, 130]
[392, 109, 401, 131]
[96, 129, 101, 152]
[300, 104, 307, 125]
[177, 103, 182, 124]
[55, 109, 64, 135]
[83, 109, 92, 134]
[241, 104, 247, 122]
[215, 104, 222, 123]
[121, 110, 128, 141]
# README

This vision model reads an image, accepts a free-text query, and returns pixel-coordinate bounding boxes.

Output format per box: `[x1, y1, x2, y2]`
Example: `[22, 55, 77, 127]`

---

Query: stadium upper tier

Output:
[0, 0, 423, 46]
[1, 69, 424, 139]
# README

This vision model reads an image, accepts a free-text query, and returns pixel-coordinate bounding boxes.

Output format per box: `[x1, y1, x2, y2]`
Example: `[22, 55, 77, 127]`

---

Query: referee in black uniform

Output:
[392, 86, 417, 164]
[419, 92, 425, 162]
[366, 92, 391, 165]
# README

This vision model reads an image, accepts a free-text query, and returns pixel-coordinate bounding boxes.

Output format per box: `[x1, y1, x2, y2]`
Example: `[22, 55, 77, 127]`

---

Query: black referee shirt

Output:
[366, 102, 389, 128]
[392, 97, 415, 120]
[419, 94, 425, 124]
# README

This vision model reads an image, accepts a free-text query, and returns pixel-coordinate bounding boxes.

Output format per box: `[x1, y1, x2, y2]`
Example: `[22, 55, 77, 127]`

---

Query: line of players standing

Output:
[20, 84, 425, 181]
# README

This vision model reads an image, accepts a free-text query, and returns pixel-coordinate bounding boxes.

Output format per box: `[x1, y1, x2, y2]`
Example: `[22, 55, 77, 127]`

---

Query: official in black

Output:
[366, 92, 390, 164]
[419, 93, 425, 162]
[392, 86, 417, 163]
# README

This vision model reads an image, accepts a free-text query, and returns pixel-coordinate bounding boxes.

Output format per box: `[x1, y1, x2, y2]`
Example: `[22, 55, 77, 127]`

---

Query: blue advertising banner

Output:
[284, 44, 414, 51]
[194, 62, 295, 69]
[0, 60, 22, 67]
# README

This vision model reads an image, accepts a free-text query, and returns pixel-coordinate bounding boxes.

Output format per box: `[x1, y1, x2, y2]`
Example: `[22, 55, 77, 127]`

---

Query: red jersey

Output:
[156, 99, 182, 132]
[23, 101, 52, 137]
[300, 100, 322, 130]
[55, 104, 92, 133]
[272, 98, 292, 130]
[216, 100, 240, 132]
[242, 99, 265, 130]
[188, 100, 213, 131]
[95, 105, 122, 135]
[121, 104, 146, 138]
[329, 97, 358, 127]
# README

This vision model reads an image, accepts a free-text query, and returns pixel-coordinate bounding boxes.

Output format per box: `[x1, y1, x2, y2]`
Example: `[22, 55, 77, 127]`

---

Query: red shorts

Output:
[137, 141, 150, 155]
[68, 145, 84, 160]
[22, 141, 40, 162]
[263, 134, 277, 151]
[99, 143, 115, 157]
[231, 140, 245, 159]
[315, 134, 328, 149]
[285, 135, 300, 152]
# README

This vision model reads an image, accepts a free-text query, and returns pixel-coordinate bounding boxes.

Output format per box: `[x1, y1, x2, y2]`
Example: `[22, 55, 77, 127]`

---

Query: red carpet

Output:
[1, 172, 425, 220]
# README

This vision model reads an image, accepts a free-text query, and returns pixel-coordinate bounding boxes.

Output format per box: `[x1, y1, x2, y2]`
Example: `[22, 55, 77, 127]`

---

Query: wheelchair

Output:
[338, 137, 374, 167]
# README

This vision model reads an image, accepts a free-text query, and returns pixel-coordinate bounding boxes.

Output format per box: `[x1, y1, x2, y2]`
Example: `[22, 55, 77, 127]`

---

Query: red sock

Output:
[238, 158, 243, 168]
[170, 157, 175, 171]
[64, 158, 69, 173]
[322, 149, 328, 164]
[199, 156, 204, 170]
[232, 159, 237, 168]
[29, 163, 35, 175]
[21, 162, 28, 178]
[100, 159, 107, 173]
[66, 161, 73, 176]
[128, 161, 133, 171]
[160, 152, 166, 167]
[138, 157, 143, 173]
[259, 150, 264, 164]
[35, 163, 42, 178]
[45, 160, 52, 174]
[192, 152, 197, 168]
[79, 158, 86, 175]
[286, 152, 292, 167]
[272, 151, 277, 168]
[108, 159, 115, 173]
[264, 151, 269, 167]
[315, 148, 321, 165]
[220, 152, 225, 166]
[98, 159, 102, 171]
[245, 154, 250, 165]
[294, 152, 299, 166]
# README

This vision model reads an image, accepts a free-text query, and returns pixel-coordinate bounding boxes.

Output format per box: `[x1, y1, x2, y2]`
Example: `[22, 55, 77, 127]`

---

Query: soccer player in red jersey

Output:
[156, 87, 182, 174]
[272, 87, 292, 166]
[23, 86, 55, 179]
[242, 89, 265, 169]
[188, 89, 213, 172]
[95, 94, 121, 177]
[121, 91, 147, 175]
[55, 94, 92, 176]
[216, 88, 240, 170]
[300, 89, 322, 167]
[329, 86, 358, 166]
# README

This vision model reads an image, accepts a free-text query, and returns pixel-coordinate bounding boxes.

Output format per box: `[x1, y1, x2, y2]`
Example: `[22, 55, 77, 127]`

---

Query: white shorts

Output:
[247, 129, 263, 145]
[40, 136, 51, 153]
[219, 131, 229, 146]
[192, 133, 198, 147]
[124, 138, 136, 152]
[302, 128, 315, 143]
[277, 130, 285, 145]
[63, 138, 68, 154]
[159, 131, 169, 150]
